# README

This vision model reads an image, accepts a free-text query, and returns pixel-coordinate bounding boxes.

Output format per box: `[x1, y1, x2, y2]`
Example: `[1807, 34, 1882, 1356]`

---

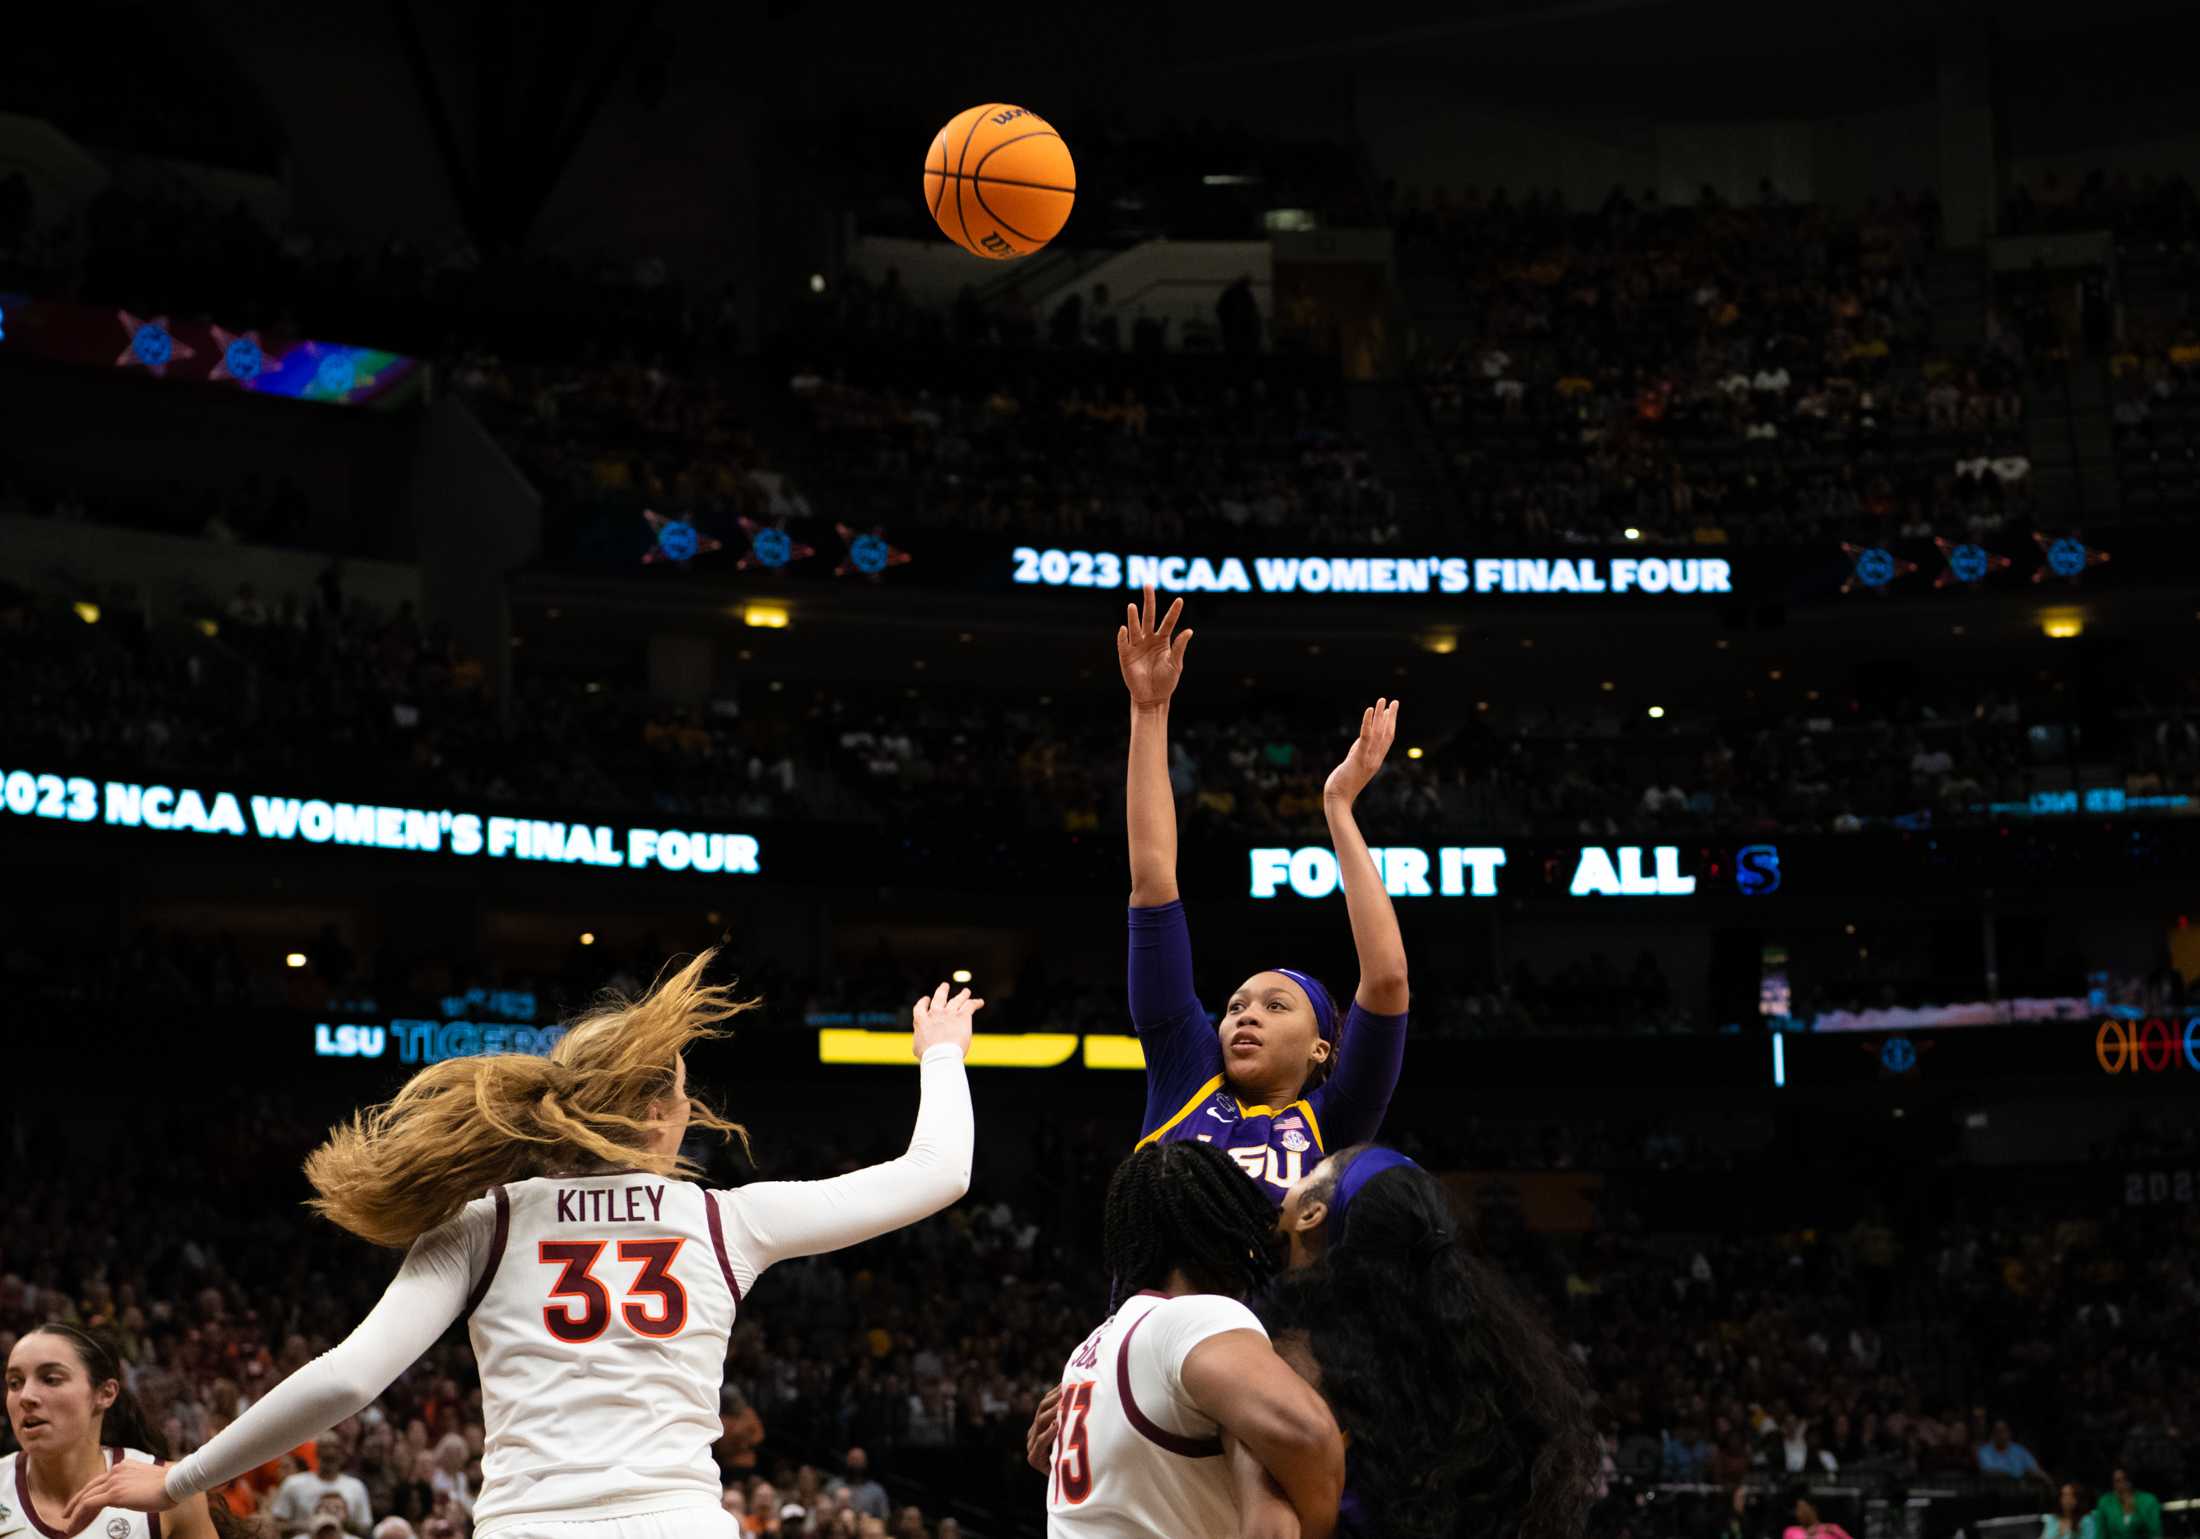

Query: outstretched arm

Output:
[1122, 582, 1193, 907]
[715, 984, 977, 1287]
[70, 1208, 486, 1517]
[1323, 699, 1408, 1014]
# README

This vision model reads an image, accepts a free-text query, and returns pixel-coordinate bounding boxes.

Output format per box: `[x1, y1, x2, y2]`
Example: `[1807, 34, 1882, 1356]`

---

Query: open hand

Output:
[61, 1459, 173, 1527]
[1117, 583, 1192, 708]
[1323, 697, 1400, 806]
[911, 982, 983, 1059]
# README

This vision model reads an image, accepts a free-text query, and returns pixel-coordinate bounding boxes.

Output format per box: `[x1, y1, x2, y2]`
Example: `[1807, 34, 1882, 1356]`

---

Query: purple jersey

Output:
[1128, 901, 1407, 1205]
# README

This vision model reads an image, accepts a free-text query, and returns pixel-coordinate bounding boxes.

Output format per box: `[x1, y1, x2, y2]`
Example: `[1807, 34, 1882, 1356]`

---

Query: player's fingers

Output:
[1141, 583, 1155, 631]
[1170, 628, 1193, 665]
[1124, 602, 1140, 637]
[933, 981, 951, 1011]
[1156, 596, 1183, 641]
[1039, 1384, 1062, 1409]
[967, 996, 985, 1014]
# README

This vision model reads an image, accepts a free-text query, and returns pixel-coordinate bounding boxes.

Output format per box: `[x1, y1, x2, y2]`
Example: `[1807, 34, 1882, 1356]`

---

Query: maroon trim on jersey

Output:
[1116, 1311, 1223, 1459]
[463, 1185, 511, 1318]
[12, 1447, 121, 1539]
[704, 1191, 742, 1304]
[15, 1450, 57, 1539]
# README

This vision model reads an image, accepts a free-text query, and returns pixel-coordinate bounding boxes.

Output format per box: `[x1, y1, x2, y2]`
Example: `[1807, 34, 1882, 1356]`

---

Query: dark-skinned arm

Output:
[1182, 1331, 1343, 1539]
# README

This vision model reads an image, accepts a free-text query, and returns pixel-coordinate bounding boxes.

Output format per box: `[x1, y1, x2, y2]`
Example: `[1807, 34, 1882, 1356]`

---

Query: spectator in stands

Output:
[1783, 1494, 1855, 1539]
[1978, 1419, 2052, 1488]
[2044, 1484, 2097, 1539]
[271, 1435, 371, 1538]
[2093, 1470, 2162, 1539]
[829, 1448, 888, 1521]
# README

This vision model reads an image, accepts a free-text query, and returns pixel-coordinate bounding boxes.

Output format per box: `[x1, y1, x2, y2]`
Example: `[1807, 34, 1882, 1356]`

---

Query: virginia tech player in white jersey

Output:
[131, 1035, 974, 1539]
[1045, 1291, 1270, 1538]
[460, 1171, 741, 1527]
[2, 1449, 162, 1539]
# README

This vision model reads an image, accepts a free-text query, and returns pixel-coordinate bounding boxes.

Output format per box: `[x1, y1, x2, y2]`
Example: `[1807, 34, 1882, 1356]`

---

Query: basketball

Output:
[923, 103, 1076, 260]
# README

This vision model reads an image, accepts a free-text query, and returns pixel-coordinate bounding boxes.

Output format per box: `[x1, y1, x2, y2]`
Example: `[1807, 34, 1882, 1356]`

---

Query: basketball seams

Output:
[927, 131, 947, 217]
[972, 180, 1042, 246]
[930, 169, 1077, 194]
[952, 103, 994, 257]
[971, 130, 1076, 192]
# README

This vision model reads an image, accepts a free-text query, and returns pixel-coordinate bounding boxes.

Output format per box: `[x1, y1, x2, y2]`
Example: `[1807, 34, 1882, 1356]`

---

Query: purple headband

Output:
[1330, 1146, 1419, 1232]
[1272, 967, 1339, 1045]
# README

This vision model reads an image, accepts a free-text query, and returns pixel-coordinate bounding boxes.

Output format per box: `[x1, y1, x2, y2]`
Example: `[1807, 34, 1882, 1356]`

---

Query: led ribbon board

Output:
[1010, 547, 1734, 597]
[0, 766, 759, 877]
[1247, 844, 1782, 898]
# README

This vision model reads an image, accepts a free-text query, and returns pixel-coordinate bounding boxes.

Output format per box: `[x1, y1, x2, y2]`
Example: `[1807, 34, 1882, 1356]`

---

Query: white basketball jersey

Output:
[462, 1172, 740, 1532]
[1045, 1291, 1267, 1539]
[2, 1448, 162, 1539]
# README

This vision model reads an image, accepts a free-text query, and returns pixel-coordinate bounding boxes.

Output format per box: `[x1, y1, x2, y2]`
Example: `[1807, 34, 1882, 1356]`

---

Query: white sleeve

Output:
[712, 1044, 971, 1294]
[1136, 1295, 1269, 1413]
[164, 1198, 493, 1504]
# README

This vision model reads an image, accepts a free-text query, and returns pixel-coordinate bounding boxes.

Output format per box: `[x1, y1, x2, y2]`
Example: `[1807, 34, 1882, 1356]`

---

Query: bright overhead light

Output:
[1647, 706, 1665, 719]
[285, 952, 307, 969]
[73, 601, 100, 625]
[743, 604, 789, 629]
[951, 969, 973, 984]
[1623, 527, 1641, 541]
[579, 931, 596, 946]
[2041, 610, 2083, 639]
[1421, 631, 1458, 655]
[1600, 680, 1616, 692]
[1406, 746, 1424, 760]
[808, 274, 826, 293]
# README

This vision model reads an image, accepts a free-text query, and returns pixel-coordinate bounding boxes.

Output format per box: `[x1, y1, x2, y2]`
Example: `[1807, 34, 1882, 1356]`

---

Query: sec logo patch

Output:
[1281, 1129, 1310, 1152]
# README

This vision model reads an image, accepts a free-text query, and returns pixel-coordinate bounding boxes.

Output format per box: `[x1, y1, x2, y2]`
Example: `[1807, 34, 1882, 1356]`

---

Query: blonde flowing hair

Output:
[304, 950, 754, 1248]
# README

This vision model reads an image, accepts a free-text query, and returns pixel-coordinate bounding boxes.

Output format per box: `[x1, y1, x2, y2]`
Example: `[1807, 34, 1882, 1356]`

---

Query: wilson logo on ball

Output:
[924, 103, 1076, 261]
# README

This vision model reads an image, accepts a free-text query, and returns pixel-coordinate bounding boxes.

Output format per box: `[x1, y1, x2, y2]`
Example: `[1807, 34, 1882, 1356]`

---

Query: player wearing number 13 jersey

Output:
[1046, 1142, 1343, 1539]
[63, 962, 981, 1539]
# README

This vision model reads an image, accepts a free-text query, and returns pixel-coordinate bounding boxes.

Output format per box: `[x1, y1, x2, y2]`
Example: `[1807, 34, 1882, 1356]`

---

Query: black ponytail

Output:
[1260, 1154, 1599, 1539]
[26, 1323, 169, 1460]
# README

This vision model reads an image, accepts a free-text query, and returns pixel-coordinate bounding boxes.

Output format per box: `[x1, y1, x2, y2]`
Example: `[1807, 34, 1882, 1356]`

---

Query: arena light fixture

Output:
[808, 274, 826, 293]
[195, 618, 219, 638]
[73, 601, 100, 625]
[1406, 747, 1424, 760]
[951, 968, 973, 984]
[1623, 527, 1641, 541]
[742, 604, 790, 629]
[285, 952, 307, 969]
[1421, 631, 1458, 655]
[1647, 706, 1665, 719]
[579, 931, 596, 946]
[2040, 609, 2083, 639]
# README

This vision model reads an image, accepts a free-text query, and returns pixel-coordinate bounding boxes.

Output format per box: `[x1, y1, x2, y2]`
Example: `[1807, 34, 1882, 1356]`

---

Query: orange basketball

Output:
[924, 104, 1076, 260]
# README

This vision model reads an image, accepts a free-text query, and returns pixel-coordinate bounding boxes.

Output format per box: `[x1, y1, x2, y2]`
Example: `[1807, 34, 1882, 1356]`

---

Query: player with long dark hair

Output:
[62, 961, 980, 1539]
[5, 1322, 218, 1539]
[1118, 584, 1409, 1203]
[1043, 1140, 1344, 1539]
[1266, 1145, 1602, 1539]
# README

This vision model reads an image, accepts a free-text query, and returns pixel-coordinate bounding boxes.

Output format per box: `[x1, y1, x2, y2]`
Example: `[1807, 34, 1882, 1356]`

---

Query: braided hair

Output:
[1103, 1140, 1282, 1310]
